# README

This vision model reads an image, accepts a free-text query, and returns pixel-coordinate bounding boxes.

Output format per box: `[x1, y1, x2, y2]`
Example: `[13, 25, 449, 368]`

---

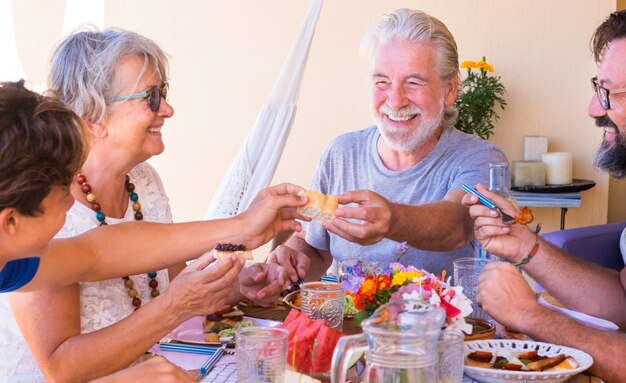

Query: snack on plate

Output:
[515, 206, 534, 225]
[202, 309, 252, 343]
[465, 349, 577, 371]
[214, 243, 253, 260]
[297, 190, 338, 221]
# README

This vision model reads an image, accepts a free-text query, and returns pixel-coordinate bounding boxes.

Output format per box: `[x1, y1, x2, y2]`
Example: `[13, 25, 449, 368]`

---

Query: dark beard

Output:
[593, 116, 626, 179]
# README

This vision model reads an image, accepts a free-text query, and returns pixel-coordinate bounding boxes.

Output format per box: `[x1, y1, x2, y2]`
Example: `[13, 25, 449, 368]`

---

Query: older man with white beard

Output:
[270, 9, 506, 279]
[463, 10, 626, 383]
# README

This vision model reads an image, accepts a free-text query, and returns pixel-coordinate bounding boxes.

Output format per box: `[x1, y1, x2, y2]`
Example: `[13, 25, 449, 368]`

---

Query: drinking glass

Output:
[236, 326, 288, 383]
[437, 330, 464, 383]
[453, 257, 492, 321]
[300, 281, 344, 330]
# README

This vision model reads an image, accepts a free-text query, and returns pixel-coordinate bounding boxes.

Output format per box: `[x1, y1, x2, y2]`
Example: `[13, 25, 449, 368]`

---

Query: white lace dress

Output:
[0, 162, 173, 382]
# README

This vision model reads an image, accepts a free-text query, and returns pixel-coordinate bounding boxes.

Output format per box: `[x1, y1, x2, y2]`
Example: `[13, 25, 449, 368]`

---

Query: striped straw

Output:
[159, 343, 219, 355]
[199, 347, 225, 375]
[320, 275, 339, 283]
[461, 184, 496, 209]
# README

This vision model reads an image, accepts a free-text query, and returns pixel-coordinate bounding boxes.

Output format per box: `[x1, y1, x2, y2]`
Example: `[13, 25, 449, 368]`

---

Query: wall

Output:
[2, 0, 616, 234]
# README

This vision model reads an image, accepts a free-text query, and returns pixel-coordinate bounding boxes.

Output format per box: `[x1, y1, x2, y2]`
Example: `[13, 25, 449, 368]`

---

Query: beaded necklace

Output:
[76, 173, 160, 309]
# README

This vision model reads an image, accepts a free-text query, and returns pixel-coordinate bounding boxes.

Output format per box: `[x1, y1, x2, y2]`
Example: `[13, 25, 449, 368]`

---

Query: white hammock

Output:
[205, 0, 323, 219]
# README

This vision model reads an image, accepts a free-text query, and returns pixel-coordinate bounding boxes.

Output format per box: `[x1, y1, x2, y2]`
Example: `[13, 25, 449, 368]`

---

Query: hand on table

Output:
[238, 183, 309, 249]
[462, 183, 537, 262]
[88, 356, 194, 383]
[239, 262, 291, 307]
[164, 252, 244, 319]
[477, 261, 542, 332]
[266, 244, 310, 282]
[322, 189, 394, 245]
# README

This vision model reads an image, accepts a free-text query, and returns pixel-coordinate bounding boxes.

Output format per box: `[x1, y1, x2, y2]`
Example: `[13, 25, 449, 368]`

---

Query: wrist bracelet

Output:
[513, 237, 539, 267]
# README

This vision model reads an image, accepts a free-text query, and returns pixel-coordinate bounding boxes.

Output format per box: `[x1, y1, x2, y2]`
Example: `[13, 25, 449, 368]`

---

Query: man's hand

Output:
[266, 244, 310, 282]
[462, 183, 536, 262]
[163, 252, 244, 320]
[89, 356, 194, 383]
[322, 189, 394, 245]
[239, 263, 289, 307]
[238, 183, 309, 249]
[476, 262, 543, 332]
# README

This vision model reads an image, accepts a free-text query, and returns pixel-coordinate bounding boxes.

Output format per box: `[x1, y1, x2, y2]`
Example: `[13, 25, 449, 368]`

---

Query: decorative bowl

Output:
[464, 339, 593, 383]
[464, 317, 496, 341]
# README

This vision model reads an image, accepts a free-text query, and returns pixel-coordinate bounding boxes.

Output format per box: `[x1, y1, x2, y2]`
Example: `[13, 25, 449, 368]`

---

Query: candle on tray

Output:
[512, 161, 546, 186]
[541, 152, 573, 185]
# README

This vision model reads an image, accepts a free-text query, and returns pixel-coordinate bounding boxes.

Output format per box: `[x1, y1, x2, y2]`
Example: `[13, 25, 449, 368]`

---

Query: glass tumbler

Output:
[438, 330, 464, 383]
[236, 326, 288, 383]
[453, 257, 493, 322]
[300, 281, 344, 330]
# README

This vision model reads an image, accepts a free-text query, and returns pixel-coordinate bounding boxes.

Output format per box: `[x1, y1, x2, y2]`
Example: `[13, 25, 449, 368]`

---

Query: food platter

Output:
[167, 315, 281, 346]
[464, 339, 593, 383]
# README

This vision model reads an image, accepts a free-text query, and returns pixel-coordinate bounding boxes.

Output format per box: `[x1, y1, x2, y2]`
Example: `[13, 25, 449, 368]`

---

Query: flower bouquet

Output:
[342, 260, 473, 334]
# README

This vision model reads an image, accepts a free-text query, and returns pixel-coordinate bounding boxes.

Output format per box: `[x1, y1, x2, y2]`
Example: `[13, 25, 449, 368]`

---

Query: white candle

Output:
[541, 152, 573, 185]
[512, 161, 546, 186]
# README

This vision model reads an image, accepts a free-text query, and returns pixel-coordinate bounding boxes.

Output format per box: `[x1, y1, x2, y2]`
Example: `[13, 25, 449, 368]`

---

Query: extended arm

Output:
[10, 254, 243, 382]
[323, 189, 472, 250]
[477, 262, 626, 383]
[465, 184, 626, 326]
[21, 183, 307, 291]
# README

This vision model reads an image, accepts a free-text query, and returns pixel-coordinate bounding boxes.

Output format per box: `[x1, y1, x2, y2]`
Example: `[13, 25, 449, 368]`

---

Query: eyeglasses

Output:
[591, 77, 626, 110]
[110, 82, 169, 112]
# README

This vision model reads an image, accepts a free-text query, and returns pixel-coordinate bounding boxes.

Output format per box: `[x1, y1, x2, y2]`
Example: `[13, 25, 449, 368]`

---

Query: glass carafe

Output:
[331, 300, 446, 383]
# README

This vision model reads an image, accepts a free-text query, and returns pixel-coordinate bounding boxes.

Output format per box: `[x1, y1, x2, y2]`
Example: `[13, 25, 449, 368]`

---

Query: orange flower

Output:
[359, 277, 377, 297]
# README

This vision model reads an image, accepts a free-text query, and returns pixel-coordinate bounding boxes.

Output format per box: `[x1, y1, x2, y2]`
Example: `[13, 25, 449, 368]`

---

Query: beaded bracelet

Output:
[513, 237, 540, 267]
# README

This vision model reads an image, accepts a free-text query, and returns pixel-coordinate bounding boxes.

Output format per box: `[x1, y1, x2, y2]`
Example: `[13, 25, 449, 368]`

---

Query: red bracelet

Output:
[513, 238, 539, 267]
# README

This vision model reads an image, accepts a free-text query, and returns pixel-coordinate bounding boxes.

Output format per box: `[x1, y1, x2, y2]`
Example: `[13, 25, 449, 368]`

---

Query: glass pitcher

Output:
[331, 299, 446, 383]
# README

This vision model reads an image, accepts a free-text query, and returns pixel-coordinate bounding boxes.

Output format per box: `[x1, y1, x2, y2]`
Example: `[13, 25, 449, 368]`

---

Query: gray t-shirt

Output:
[305, 126, 508, 275]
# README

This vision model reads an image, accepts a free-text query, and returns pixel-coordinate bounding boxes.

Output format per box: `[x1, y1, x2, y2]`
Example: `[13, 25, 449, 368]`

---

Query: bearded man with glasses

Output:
[464, 10, 626, 383]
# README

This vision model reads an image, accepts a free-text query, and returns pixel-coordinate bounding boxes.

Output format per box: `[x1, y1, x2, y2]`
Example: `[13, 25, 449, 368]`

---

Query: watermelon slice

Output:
[311, 324, 344, 373]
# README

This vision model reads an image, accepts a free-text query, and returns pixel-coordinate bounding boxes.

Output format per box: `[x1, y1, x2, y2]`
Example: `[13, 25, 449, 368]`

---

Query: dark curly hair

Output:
[591, 10, 626, 63]
[0, 80, 87, 216]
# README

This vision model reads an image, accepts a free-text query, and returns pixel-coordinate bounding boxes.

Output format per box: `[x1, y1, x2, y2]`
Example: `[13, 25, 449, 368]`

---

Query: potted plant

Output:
[455, 57, 507, 140]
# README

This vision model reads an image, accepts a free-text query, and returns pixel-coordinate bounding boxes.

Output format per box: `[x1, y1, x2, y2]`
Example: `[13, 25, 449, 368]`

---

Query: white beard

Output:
[375, 102, 444, 152]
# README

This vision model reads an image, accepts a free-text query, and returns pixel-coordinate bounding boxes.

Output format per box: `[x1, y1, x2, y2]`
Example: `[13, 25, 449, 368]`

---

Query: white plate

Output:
[538, 296, 619, 331]
[464, 339, 593, 383]
[168, 316, 281, 345]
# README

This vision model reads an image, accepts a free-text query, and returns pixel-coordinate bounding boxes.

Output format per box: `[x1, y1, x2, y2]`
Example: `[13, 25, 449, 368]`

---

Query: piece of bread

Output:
[213, 243, 253, 260]
[297, 190, 338, 221]
[544, 356, 578, 371]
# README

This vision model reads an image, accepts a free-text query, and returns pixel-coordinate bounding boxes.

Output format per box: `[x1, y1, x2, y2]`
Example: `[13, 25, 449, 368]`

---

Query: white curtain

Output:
[205, 0, 323, 219]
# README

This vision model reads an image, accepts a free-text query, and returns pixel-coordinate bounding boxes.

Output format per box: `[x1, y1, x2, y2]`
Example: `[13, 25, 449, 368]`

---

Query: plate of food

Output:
[464, 339, 593, 383]
[167, 309, 281, 346]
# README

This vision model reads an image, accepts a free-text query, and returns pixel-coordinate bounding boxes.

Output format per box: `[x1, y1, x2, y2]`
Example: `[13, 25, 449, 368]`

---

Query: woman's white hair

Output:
[360, 9, 459, 128]
[48, 26, 169, 124]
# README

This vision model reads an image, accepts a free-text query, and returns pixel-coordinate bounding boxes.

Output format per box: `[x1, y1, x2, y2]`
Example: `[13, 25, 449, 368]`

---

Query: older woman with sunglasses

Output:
[0, 28, 289, 382]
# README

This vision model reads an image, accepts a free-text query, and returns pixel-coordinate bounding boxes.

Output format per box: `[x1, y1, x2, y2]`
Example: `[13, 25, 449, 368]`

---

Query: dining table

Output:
[150, 302, 604, 383]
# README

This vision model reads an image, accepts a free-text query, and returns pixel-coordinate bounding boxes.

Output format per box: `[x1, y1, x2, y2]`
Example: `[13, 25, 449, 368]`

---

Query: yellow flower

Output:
[483, 64, 494, 72]
[460, 60, 477, 69]
[392, 271, 423, 286]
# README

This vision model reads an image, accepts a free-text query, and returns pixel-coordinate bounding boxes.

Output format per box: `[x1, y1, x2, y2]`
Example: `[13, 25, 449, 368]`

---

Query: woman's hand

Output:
[266, 244, 310, 282]
[238, 183, 309, 249]
[462, 183, 536, 262]
[88, 356, 194, 383]
[163, 252, 244, 320]
[238, 263, 289, 307]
